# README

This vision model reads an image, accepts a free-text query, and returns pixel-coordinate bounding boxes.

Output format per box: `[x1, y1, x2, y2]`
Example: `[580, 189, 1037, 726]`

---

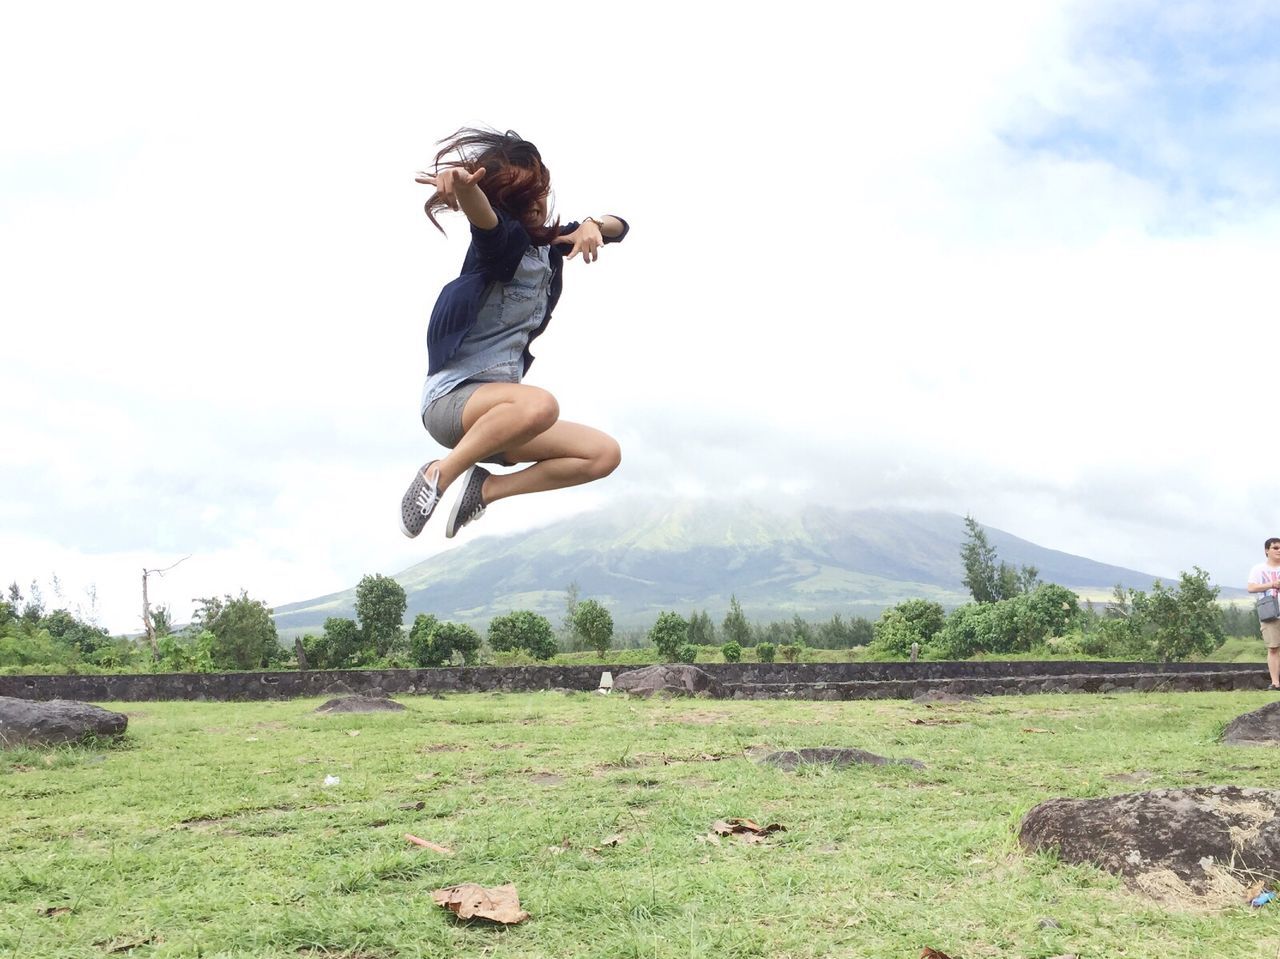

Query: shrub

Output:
[756, 642, 776, 663]
[410, 614, 481, 666]
[868, 599, 946, 658]
[721, 641, 742, 663]
[778, 644, 800, 663]
[676, 643, 699, 664]
[488, 611, 557, 660]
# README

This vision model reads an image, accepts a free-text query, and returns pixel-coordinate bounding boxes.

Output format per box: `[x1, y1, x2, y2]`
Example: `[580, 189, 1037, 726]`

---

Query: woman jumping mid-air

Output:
[400, 128, 629, 540]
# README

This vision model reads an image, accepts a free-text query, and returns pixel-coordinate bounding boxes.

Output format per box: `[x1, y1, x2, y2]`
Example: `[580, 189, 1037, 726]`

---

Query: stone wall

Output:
[0, 660, 1264, 703]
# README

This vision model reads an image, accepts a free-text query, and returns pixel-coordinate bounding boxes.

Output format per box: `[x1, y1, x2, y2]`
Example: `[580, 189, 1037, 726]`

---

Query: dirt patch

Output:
[672, 710, 735, 725]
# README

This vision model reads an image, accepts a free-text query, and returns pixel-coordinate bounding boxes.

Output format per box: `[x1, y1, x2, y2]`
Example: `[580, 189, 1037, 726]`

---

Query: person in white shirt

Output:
[1245, 537, 1280, 690]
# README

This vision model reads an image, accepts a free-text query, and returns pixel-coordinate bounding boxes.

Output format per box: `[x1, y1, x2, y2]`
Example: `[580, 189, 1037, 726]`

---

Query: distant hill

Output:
[272, 499, 1168, 635]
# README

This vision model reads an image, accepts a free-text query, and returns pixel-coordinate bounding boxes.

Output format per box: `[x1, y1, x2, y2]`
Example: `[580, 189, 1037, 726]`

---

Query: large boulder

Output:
[614, 665, 723, 698]
[760, 747, 925, 770]
[1019, 786, 1280, 903]
[0, 696, 128, 747]
[1221, 700, 1280, 745]
[314, 695, 406, 714]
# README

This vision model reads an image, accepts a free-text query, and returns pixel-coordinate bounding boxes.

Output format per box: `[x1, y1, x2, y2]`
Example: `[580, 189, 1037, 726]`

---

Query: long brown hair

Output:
[424, 127, 559, 244]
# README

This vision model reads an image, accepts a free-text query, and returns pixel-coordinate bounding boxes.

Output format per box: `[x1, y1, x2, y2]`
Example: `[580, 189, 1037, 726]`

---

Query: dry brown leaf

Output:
[405, 833, 454, 855]
[39, 905, 71, 917]
[1246, 880, 1268, 903]
[347, 730, 361, 737]
[431, 883, 530, 924]
[98, 934, 158, 953]
[398, 801, 426, 811]
[712, 818, 787, 837]
[697, 832, 722, 845]
[920, 948, 954, 959]
[599, 833, 627, 847]
[1021, 727, 1053, 734]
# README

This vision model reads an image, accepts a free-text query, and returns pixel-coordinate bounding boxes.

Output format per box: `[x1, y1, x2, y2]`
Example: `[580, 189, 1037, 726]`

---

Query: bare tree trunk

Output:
[141, 556, 190, 661]
[295, 638, 309, 671]
[142, 568, 157, 659]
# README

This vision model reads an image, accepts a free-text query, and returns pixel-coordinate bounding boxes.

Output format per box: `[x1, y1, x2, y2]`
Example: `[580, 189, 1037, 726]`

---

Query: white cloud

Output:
[4, 0, 1279, 631]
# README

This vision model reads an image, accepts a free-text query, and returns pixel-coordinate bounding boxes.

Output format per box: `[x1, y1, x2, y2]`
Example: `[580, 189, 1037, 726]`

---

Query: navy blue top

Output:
[426, 212, 629, 376]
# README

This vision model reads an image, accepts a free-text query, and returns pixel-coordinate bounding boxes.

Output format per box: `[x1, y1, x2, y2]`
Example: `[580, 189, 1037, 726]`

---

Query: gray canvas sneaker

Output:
[445, 465, 490, 539]
[399, 462, 441, 538]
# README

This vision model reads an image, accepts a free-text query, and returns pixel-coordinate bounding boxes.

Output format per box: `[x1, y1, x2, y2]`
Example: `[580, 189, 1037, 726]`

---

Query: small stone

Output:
[314, 696, 406, 714]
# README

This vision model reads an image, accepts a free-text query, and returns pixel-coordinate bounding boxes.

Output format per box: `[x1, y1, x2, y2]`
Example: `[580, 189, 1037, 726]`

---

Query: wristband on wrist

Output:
[583, 216, 604, 231]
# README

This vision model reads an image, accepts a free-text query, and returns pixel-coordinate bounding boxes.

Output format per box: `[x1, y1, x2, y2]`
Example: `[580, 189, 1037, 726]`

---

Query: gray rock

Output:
[613, 665, 722, 699]
[314, 696, 406, 714]
[1019, 786, 1280, 901]
[1221, 700, 1280, 745]
[0, 696, 128, 747]
[759, 747, 925, 770]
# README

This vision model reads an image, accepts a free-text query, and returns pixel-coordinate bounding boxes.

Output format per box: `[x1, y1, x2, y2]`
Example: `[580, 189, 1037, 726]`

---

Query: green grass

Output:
[2, 691, 1278, 958]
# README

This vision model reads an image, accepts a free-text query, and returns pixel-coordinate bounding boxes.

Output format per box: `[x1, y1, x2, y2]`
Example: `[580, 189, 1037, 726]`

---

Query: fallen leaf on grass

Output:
[347, 730, 361, 737]
[398, 801, 426, 811]
[908, 718, 961, 726]
[920, 948, 954, 959]
[712, 818, 786, 837]
[39, 905, 71, 917]
[1021, 727, 1053, 734]
[431, 883, 529, 924]
[598, 832, 627, 848]
[97, 933, 158, 953]
[697, 832, 722, 846]
[405, 833, 454, 855]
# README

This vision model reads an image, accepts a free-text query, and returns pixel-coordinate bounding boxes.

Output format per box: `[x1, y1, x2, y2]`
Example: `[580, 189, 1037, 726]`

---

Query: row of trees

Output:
[0, 521, 1247, 673]
[863, 517, 1228, 662]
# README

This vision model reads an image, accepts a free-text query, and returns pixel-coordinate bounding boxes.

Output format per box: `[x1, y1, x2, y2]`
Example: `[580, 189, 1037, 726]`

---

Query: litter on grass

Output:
[431, 883, 529, 924]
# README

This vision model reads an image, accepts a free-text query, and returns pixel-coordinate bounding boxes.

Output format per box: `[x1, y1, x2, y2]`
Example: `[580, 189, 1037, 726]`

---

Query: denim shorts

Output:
[421, 381, 509, 465]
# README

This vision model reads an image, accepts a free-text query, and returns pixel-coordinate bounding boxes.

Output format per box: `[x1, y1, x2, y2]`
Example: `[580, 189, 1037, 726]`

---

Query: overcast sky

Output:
[4, 0, 1279, 632]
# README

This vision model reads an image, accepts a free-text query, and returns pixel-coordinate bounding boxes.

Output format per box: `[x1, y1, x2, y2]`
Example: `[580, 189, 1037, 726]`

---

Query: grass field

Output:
[2, 690, 1278, 958]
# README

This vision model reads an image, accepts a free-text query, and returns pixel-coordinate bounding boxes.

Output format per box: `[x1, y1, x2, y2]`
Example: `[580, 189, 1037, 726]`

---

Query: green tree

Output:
[722, 595, 750, 646]
[488, 610, 557, 660]
[561, 581, 581, 645]
[191, 592, 282, 670]
[571, 599, 614, 658]
[41, 608, 110, 656]
[354, 574, 407, 658]
[961, 515, 1001, 603]
[687, 610, 716, 646]
[961, 516, 1037, 603]
[649, 611, 689, 662]
[1130, 568, 1224, 661]
[311, 616, 365, 668]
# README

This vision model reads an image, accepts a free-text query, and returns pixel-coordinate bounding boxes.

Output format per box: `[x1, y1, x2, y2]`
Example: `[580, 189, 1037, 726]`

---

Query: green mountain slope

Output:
[273, 499, 1165, 633]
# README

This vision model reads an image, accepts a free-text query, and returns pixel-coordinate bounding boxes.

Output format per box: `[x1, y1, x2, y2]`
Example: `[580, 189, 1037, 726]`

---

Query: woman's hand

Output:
[560, 218, 604, 263]
[415, 166, 486, 211]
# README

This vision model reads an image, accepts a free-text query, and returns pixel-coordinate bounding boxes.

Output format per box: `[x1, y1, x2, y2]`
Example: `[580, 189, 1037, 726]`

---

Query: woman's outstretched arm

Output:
[414, 167, 499, 230]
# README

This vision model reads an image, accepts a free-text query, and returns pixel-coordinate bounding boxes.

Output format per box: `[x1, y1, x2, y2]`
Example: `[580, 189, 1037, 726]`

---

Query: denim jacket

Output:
[424, 211, 629, 376]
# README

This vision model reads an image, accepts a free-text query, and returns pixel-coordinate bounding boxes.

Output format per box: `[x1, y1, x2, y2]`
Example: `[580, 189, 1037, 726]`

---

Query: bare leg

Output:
[1269, 646, 1279, 687]
[423, 383, 560, 490]
[483, 419, 621, 503]
[421, 382, 619, 502]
